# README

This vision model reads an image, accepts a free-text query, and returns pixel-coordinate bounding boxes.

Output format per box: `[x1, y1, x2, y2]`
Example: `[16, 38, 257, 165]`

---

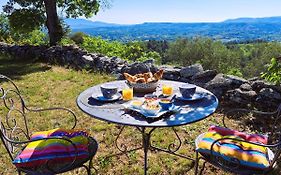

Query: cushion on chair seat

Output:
[30, 128, 89, 140]
[209, 126, 268, 144]
[196, 131, 271, 170]
[13, 128, 91, 169]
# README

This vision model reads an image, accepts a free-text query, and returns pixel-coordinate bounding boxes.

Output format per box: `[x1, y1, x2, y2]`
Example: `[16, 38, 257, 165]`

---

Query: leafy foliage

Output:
[70, 32, 87, 44]
[0, 13, 10, 42]
[79, 35, 161, 63]
[15, 30, 48, 45]
[0, 13, 47, 45]
[3, 0, 108, 45]
[8, 9, 45, 33]
[261, 58, 281, 84]
[163, 38, 281, 78]
[57, 0, 100, 18]
[164, 38, 241, 73]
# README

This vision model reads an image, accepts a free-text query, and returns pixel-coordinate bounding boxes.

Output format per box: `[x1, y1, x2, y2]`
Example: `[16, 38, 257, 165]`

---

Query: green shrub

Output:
[80, 36, 162, 63]
[70, 32, 87, 44]
[16, 30, 48, 46]
[261, 58, 281, 84]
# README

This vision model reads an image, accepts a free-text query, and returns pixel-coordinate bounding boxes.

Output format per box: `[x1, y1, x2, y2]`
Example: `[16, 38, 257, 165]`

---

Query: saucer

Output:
[176, 92, 206, 101]
[92, 93, 122, 102]
[123, 102, 181, 118]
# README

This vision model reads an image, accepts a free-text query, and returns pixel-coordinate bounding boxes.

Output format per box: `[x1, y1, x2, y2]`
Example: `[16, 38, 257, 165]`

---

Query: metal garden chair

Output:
[0, 74, 98, 174]
[194, 105, 281, 175]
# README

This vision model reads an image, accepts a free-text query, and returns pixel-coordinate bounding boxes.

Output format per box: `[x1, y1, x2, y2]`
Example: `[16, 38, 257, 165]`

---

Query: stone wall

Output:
[1, 42, 280, 110]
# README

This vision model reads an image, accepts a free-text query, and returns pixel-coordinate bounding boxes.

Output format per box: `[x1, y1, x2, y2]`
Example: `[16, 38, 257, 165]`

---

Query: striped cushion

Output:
[13, 128, 90, 168]
[30, 128, 89, 140]
[196, 131, 270, 169]
[209, 126, 268, 144]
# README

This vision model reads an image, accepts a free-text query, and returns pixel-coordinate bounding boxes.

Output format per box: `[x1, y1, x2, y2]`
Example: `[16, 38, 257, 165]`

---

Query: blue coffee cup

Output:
[100, 84, 118, 99]
[179, 84, 196, 98]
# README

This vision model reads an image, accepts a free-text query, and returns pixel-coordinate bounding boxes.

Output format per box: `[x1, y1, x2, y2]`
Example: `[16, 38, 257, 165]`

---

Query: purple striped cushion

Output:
[13, 128, 90, 168]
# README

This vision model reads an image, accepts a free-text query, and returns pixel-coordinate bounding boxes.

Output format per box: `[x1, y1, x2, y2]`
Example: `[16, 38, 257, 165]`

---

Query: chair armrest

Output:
[25, 106, 77, 130]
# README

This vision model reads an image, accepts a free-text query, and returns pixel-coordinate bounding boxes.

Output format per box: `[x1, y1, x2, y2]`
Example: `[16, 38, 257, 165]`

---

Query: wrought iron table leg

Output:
[137, 127, 156, 175]
[108, 126, 194, 175]
[150, 127, 195, 161]
[142, 128, 149, 175]
[104, 125, 143, 159]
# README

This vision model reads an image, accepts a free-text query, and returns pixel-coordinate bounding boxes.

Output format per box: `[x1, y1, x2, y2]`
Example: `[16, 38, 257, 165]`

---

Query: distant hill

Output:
[65, 17, 281, 42]
[64, 18, 121, 29]
[223, 16, 281, 23]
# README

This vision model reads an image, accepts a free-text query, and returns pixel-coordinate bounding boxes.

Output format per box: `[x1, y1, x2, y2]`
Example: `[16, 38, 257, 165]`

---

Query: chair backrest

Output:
[224, 104, 281, 171]
[0, 74, 30, 161]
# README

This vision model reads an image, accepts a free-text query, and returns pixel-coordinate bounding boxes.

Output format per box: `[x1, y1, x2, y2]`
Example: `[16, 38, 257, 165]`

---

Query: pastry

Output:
[124, 73, 137, 83]
[143, 72, 153, 83]
[153, 69, 164, 80]
[124, 70, 163, 83]
[136, 77, 146, 83]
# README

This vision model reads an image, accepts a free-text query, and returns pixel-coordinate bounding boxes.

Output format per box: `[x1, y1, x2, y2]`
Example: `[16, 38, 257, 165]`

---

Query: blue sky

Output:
[1, 0, 281, 24]
[93, 0, 281, 24]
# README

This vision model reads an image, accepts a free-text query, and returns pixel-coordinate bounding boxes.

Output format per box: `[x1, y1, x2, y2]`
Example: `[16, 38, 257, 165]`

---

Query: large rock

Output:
[225, 75, 248, 86]
[110, 56, 125, 65]
[225, 88, 257, 106]
[180, 64, 204, 78]
[204, 74, 232, 98]
[121, 62, 158, 75]
[239, 83, 252, 91]
[143, 59, 155, 65]
[162, 66, 181, 81]
[255, 88, 281, 109]
[191, 70, 218, 87]
[251, 80, 281, 93]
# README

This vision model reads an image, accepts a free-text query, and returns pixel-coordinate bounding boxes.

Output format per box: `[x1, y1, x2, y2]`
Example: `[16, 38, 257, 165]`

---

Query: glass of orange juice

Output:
[162, 85, 173, 96]
[122, 88, 133, 100]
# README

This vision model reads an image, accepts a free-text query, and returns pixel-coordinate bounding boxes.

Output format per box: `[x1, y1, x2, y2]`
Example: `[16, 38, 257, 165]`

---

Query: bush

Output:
[15, 30, 48, 46]
[70, 32, 87, 44]
[261, 58, 281, 84]
[80, 36, 162, 63]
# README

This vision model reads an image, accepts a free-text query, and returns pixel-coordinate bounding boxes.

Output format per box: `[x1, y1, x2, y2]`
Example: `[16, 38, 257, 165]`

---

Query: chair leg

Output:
[88, 157, 93, 175]
[200, 161, 206, 175]
[194, 151, 199, 175]
[88, 157, 99, 175]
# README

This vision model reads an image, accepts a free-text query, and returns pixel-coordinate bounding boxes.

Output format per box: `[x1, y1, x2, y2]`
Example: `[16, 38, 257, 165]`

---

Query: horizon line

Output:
[68, 15, 281, 25]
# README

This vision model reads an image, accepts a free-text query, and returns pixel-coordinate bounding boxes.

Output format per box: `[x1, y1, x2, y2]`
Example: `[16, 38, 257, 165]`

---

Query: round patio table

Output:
[77, 80, 219, 175]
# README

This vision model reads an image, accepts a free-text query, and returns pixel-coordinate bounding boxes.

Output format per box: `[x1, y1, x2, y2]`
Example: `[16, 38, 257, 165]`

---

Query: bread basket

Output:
[126, 80, 159, 93]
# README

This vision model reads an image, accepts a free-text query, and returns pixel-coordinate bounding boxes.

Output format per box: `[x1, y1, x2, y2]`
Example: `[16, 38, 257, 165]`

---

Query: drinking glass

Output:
[122, 88, 133, 100]
[162, 85, 173, 96]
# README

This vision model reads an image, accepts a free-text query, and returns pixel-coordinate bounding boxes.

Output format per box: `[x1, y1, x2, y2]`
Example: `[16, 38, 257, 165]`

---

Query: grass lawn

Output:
[0, 55, 279, 175]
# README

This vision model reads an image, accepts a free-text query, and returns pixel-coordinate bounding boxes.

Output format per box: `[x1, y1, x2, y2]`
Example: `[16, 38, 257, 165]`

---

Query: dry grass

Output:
[0, 56, 280, 175]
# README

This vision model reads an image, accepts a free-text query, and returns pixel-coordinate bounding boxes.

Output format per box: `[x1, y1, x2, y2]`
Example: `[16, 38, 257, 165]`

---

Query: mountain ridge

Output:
[65, 16, 281, 42]
[223, 16, 281, 23]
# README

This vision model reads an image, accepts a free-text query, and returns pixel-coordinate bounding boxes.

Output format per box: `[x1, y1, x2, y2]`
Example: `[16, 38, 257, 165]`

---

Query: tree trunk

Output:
[43, 0, 63, 46]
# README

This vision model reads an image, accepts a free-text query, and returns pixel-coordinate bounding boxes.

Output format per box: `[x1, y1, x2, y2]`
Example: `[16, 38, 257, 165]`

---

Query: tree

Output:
[0, 13, 10, 41]
[3, 0, 108, 46]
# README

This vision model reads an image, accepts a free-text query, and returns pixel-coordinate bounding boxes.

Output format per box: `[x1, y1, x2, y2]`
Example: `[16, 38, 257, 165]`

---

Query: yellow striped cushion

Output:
[197, 132, 270, 169]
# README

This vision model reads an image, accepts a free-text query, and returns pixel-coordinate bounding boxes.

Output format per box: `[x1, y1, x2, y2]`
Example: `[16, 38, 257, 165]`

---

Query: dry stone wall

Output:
[1, 42, 280, 110]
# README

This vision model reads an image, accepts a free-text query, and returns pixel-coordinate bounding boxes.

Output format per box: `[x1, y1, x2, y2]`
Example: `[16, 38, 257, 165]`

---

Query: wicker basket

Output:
[126, 81, 159, 93]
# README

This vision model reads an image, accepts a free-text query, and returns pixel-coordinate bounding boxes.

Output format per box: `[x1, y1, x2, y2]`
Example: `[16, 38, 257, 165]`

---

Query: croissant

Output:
[124, 73, 137, 83]
[136, 78, 146, 83]
[153, 69, 164, 80]
[143, 72, 153, 83]
[124, 70, 163, 83]
[135, 73, 144, 78]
